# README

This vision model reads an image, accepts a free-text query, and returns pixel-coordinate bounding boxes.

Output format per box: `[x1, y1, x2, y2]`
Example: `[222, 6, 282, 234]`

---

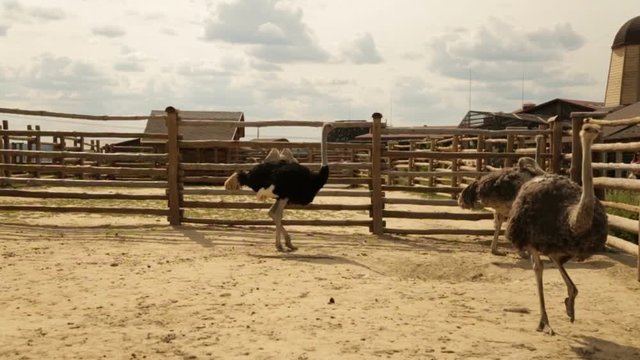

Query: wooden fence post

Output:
[370, 112, 384, 235]
[451, 135, 459, 197]
[2, 120, 10, 178]
[476, 135, 484, 176]
[551, 117, 563, 174]
[570, 116, 583, 183]
[505, 134, 514, 168]
[166, 106, 182, 225]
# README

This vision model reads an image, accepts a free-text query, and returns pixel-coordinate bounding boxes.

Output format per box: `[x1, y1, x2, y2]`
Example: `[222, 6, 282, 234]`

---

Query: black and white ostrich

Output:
[224, 124, 333, 251]
[506, 123, 608, 335]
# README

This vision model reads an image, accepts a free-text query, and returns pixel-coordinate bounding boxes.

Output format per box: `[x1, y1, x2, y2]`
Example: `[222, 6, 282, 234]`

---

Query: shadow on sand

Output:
[248, 253, 386, 275]
[570, 335, 640, 360]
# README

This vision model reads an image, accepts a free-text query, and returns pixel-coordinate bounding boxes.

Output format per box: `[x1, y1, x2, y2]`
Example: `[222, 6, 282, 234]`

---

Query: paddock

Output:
[1, 191, 639, 360]
[1, 107, 640, 358]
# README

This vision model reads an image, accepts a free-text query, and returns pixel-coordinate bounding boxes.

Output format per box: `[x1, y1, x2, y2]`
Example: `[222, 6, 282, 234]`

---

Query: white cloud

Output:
[0, 24, 8, 36]
[202, 0, 329, 63]
[3, 1, 66, 23]
[341, 33, 383, 64]
[92, 25, 126, 38]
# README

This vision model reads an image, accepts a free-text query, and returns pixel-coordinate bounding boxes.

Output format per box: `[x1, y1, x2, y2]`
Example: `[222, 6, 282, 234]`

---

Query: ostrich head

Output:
[517, 156, 545, 176]
[579, 123, 601, 142]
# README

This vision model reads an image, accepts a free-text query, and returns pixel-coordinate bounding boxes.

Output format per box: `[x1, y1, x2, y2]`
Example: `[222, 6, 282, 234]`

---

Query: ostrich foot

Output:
[491, 249, 507, 256]
[284, 235, 297, 252]
[275, 243, 285, 252]
[536, 315, 555, 335]
[564, 297, 575, 322]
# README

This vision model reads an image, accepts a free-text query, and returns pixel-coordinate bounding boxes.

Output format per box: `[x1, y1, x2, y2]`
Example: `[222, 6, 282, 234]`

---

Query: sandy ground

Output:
[1, 189, 639, 359]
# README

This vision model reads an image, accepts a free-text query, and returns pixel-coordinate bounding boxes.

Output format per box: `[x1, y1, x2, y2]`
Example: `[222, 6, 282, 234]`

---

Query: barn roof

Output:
[458, 110, 549, 129]
[602, 101, 640, 141]
[142, 110, 244, 143]
[612, 16, 640, 49]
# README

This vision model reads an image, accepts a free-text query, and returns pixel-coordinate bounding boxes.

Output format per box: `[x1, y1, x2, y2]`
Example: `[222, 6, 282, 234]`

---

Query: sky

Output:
[0, 0, 638, 140]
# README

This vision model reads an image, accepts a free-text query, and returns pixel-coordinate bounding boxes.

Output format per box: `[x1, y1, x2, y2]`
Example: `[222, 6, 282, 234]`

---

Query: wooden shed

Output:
[142, 109, 245, 163]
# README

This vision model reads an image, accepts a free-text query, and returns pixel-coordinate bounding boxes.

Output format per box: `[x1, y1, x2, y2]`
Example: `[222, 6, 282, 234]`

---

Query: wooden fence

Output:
[0, 106, 638, 280]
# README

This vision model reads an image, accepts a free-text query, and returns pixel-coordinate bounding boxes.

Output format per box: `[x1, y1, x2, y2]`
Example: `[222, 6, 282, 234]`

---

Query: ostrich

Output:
[224, 124, 333, 251]
[458, 156, 545, 256]
[505, 123, 608, 335]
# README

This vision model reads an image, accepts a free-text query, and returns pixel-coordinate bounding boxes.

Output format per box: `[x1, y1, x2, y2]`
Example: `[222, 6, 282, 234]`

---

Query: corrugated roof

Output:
[602, 101, 640, 141]
[514, 98, 603, 113]
[142, 110, 244, 143]
[459, 111, 548, 128]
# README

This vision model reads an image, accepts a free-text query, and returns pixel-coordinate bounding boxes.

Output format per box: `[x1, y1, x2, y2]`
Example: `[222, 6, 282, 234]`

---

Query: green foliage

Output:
[605, 189, 639, 244]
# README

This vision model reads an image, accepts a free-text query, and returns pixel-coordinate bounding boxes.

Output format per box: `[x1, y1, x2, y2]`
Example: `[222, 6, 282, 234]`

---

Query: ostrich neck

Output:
[321, 124, 330, 166]
[569, 135, 595, 234]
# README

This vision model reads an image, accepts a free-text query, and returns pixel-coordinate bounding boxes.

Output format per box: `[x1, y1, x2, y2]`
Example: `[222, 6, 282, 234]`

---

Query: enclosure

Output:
[0, 107, 639, 359]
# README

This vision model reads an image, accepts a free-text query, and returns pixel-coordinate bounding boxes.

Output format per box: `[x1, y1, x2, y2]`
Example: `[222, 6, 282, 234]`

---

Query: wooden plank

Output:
[0, 164, 166, 176]
[383, 150, 526, 160]
[0, 205, 168, 215]
[166, 107, 181, 225]
[383, 228, 500, 236]
[0, 130, 167, 139]
[601, 201, 640, 213]
[179, 140, 368, 150]
[0, 189, 166, 200]
[0, 107, 164, 121]
[383, 198, 458, 206]
[370, 113, 384, 235]
[181, 218, 372, 226]
[382, 127, 551, 136]
[586, 116, 640, 127]
[592, 141, 640, 152]
[605, 235, 638, 257]
[182, 201, 370, 211]
[383, 210, 493, 220]
[181, 189, 373, 197]
[607, 213, 638, 234]
[0, 177, 167, 188]
[382, 185, 463, 194]
[593, 177, 640, 191]
[181, 176, 370, 185]
[382, 170, 487, 177]
[177, 119, 372, 128]
[180, 162, 371, 171]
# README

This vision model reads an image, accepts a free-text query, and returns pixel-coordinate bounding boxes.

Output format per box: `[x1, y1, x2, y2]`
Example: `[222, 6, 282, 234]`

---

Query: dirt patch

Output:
[0, 189, 639, 359]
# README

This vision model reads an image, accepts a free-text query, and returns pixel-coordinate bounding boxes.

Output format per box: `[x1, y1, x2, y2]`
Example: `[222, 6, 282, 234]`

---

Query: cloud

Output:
[3, 1, 65, 22]
[92, 25, 126, 38]
[342, 33, 383, 64]
[427, 19, 594, 109]
[114, 61, 144, 72]
[202, 0, 329, 63]
[0, 24, 8, 36]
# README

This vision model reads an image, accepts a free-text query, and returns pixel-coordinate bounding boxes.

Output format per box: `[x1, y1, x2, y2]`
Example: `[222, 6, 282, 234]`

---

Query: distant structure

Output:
[605, 16, 640, 107]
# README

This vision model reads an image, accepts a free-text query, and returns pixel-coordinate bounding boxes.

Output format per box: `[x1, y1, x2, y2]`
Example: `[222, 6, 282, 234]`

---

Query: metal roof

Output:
[458, 111, 549, 129]
[613, 16, 640, 49]
[142, 110, 244, 144]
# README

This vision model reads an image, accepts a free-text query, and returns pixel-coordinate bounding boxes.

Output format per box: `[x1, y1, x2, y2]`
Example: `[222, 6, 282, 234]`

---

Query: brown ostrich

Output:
[505, 123, 608, 335]
[458, 156, 545, 256]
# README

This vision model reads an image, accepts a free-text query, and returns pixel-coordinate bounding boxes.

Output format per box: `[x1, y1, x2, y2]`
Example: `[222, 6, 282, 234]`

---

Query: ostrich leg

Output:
[531, 249, 554, 335]
[276, 199, 296, 251]
[552, 256, 578, 322]
[491, 213, 506, 256]
[268, 199, 284, 251]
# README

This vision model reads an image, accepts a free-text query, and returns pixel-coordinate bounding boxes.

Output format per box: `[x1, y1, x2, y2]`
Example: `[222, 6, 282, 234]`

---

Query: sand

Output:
[1, 190, 639, 359]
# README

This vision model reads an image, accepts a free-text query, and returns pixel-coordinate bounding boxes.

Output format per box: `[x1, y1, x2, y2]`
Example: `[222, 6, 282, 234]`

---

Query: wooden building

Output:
[142, 109, 245, 163]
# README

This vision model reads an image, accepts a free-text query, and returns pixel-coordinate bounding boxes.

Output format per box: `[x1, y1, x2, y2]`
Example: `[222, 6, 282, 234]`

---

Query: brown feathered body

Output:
[458, 164, 544, 217]
[506, 174, 607, 260]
